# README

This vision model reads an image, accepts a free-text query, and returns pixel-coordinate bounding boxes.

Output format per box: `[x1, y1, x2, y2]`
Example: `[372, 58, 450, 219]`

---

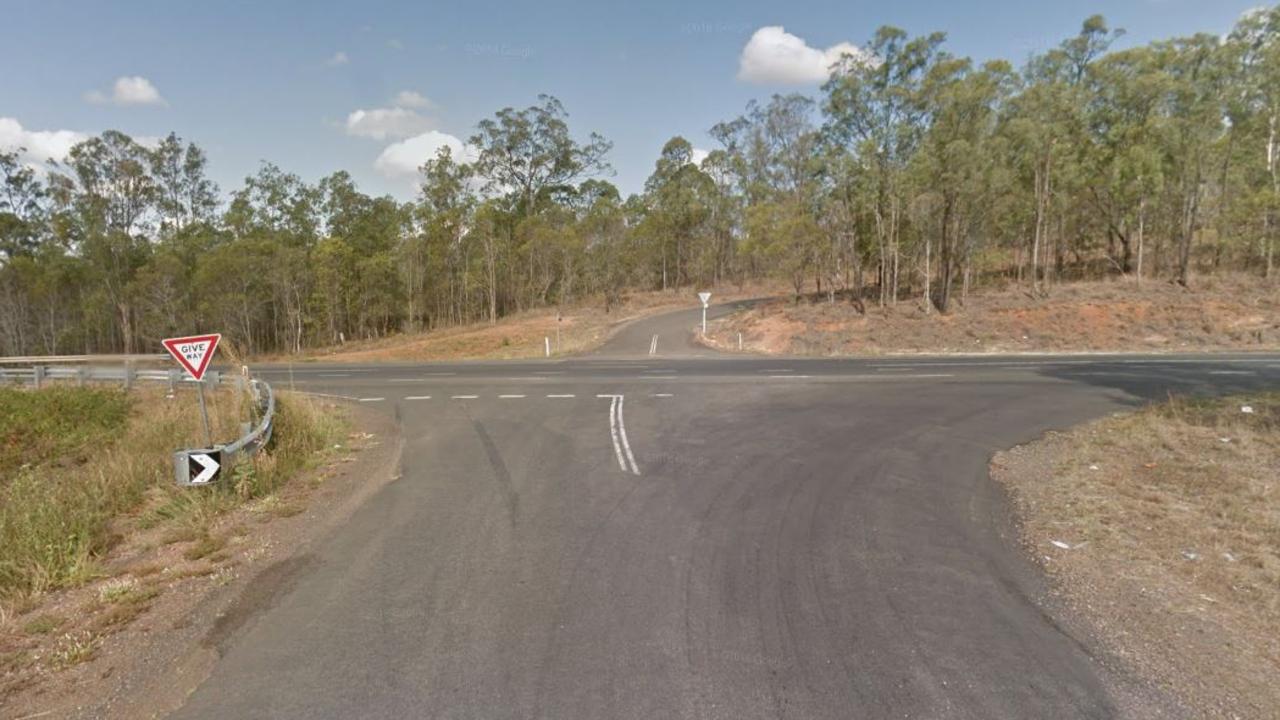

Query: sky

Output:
[0, 0, 1268, 202]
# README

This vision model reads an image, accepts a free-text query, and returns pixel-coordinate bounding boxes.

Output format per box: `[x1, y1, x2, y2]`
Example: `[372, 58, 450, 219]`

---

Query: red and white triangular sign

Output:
[162, 334, 221, 381]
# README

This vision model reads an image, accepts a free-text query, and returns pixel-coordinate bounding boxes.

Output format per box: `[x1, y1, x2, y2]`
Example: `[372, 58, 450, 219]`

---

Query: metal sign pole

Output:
[196, 380, 213, 448]
[702, 307, 707, 336]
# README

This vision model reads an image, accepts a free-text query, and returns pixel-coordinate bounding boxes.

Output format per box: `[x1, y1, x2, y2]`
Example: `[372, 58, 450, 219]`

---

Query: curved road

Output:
[170, 302, 1280, 719]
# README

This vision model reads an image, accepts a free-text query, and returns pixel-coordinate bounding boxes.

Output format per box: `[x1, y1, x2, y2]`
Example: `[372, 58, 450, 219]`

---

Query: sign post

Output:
[162, 334, 222, 448]
[698, 292, 712, 336]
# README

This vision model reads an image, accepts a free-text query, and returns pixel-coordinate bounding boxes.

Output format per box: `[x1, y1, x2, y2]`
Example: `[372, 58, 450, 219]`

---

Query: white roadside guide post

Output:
[698, 291, 712, 336]
[162, 333, 222, 448]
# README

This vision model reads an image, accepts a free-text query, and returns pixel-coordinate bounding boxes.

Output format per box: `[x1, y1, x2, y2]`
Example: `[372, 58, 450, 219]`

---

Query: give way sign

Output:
[162, 334, 221, 381]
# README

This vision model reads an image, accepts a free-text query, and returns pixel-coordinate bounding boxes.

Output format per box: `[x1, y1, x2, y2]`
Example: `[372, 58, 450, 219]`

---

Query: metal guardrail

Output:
[173, 378, 275, 487]
[0, 363, 223, 390]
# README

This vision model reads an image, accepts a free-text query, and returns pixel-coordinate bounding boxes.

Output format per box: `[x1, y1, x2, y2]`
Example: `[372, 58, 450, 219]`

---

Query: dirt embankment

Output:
[704, 275, 1280, 356]
[993, 393, 1280, 718]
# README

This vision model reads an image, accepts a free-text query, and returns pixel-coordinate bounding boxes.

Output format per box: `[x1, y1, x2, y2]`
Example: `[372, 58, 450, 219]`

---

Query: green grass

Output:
[0, 387, 131, 478]
[0, 385, 343, 604]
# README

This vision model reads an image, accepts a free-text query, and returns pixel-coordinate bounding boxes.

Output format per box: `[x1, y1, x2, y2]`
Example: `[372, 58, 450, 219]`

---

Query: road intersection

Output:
[171, 302, 1280, 719]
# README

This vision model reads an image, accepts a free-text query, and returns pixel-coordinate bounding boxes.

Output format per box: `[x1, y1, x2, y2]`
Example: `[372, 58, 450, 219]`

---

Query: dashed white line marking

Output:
[534, 371, 565, 375]
[451, 395, 478, 399]
[424, 372, 457, 376]
[403, 395, 432, 400]
[358, 397, 385, 402]
[546, 394, 576, 398]
[768, 375, 812, 379]
[499, 394, 526, 399]
[1209, 370, 1255, 375]
[295, 391, 360, 401]
[316, 373, 351, 377]
[643, 375, 678, 380]
[652, 393, 673, 398]
[643, 369, 676, 373]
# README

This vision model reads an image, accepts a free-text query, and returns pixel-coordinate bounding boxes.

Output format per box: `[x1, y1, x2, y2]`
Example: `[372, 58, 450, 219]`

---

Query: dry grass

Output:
[993, 392, 1280, 717]
[0, 382, 342, 605]
[0, 382, 345, 698]
[707, 274, 1280, 355]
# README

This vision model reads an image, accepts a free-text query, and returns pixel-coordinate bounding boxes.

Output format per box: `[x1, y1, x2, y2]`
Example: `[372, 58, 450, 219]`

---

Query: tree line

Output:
[2, 11, 1278, 356]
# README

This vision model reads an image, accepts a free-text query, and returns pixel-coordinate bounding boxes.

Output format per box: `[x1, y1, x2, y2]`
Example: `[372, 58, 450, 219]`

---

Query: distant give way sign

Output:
[162, 334, 221, 381]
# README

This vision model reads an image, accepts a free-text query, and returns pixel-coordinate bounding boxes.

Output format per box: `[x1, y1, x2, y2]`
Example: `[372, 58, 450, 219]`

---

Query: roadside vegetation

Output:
[992, 392, 1280, 717]
[704, 273, 1280, 355]
[3, 11, 1279, 360]
[0, 382, 343, 681]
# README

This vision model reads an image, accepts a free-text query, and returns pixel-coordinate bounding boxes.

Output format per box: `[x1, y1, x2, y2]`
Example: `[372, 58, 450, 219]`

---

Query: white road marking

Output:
[534, 371, 565, 375]
[499, 394, 526, 399]
[424, 372, 457, 376]
[602, 394, 640, 475]
[651, 393, 673, 398]
[616, 395, 639, 475]
[316, 373, 351, 377]
[404, 395, 432, 400]
[762, 368, 793, 372]
[451, 395, 478, 399]
[546, 393, 576, 398]
[295, 391, 361, 401]
[1209, 370, 1255, 375]
[358, 397, 385, 402]
[649, 334, 659, 356]
[643, 375, 678, 380]
[768, 375, 812, 379]
[605, 396, 627, 472]
[389, 378, 424, 382]
[643, 369, 676, 373]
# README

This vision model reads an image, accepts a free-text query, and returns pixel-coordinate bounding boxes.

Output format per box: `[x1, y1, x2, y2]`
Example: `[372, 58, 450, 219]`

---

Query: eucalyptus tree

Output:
[823, 27, 945, 304]
[914, 58, 1013, 312]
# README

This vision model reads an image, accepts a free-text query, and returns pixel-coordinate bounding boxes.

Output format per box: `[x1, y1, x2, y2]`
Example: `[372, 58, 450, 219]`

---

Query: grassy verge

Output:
[992, 392, 1279, 717]
[0, 383, 342, 605]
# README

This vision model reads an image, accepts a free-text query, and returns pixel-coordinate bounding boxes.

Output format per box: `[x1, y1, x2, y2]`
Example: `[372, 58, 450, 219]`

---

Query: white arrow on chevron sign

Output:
[190, 452, 220, 484]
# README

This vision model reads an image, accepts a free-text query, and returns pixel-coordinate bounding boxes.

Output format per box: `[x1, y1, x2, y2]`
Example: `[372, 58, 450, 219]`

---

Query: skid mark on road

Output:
[470, 419, 518, 525]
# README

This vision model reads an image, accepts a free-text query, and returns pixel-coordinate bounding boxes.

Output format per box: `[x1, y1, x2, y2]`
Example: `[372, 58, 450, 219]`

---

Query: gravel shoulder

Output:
[991, 393, 1280, 719]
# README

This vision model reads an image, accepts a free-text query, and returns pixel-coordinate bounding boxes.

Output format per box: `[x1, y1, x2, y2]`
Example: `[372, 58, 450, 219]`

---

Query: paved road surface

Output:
[170, 303, 1280, 719]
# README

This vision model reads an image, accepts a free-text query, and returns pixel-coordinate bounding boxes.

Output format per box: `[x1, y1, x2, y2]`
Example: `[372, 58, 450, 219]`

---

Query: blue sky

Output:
[0, 0, 1266, 201]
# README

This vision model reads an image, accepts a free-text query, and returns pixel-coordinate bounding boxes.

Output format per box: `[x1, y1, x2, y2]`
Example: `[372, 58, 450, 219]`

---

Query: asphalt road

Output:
[170, 303, 1280, 719]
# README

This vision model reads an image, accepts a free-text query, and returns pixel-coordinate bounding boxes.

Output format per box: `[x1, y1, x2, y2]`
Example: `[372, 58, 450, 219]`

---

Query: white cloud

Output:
[393, 90, 431, 109]
[737, 26, 867, 85]
[325, 51, 350, 67]
[0, 117, 89, 168]
[84, 76, 166, 106]
[345, 107, 434, 140]
[691, 147, 710, 166]
[388, 38, 404, 50]
[374, 131, 475, 178]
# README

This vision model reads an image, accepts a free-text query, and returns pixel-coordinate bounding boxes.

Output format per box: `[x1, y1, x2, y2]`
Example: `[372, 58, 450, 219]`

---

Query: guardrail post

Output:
[167, 369, 177, 394]
[33, 365, 44, 389]
[76, 367, 87, 387]
[123, 360, 134, 392]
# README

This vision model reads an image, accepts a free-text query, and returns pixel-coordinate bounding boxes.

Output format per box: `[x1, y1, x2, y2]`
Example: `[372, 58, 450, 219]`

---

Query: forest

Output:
[1, 10, 1278, 356]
